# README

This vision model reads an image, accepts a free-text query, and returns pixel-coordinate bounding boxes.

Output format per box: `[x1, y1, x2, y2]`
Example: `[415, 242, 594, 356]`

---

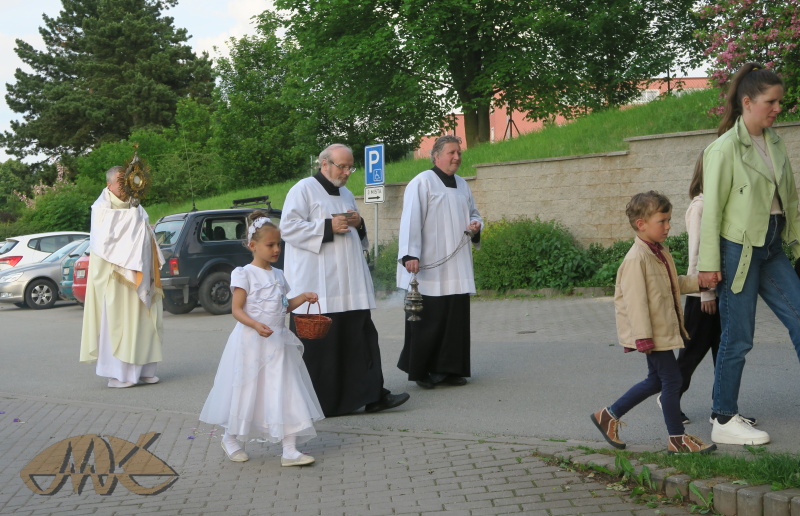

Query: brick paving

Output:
[0, 394, 687, 515]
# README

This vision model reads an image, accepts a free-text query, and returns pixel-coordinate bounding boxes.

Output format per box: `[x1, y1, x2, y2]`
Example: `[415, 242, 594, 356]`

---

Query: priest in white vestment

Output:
[80, 166, 164, 388]
[397, 135, 483, 389]
[281, 144, 409, 416]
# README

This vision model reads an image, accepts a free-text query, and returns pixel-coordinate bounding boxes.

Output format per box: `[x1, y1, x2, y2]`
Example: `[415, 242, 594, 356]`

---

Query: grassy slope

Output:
[146, 89, 720, 221]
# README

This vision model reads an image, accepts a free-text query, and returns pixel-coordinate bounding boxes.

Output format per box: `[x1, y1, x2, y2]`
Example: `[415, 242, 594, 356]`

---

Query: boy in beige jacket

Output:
[590, 191, 717, 454]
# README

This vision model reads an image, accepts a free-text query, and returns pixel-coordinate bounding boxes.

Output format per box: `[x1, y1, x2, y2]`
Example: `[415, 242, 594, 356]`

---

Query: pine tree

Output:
[1, 0, 214, 159]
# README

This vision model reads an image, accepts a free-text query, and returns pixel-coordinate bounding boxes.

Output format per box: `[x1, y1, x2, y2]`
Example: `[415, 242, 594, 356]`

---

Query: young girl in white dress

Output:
[200, 211, 324, 466]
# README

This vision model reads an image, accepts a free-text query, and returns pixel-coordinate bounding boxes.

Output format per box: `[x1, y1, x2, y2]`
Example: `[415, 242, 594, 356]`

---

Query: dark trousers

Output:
[609, 350, 684, 436]
[678, 296, 720, 397]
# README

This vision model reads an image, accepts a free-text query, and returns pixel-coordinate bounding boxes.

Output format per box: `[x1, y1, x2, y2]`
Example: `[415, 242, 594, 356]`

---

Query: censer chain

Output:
[416, 231, 473, 271]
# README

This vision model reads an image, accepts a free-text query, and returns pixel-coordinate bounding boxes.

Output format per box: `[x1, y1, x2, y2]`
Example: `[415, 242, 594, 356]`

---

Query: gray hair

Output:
[318, 144, 352, 165]
[105, 165, 125, 184]
[430, 135, 462, 164]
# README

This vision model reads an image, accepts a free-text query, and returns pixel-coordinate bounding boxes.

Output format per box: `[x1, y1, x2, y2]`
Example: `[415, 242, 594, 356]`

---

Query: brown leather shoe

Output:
[590, 407, 626, 449]
[668, 434, 717, 454]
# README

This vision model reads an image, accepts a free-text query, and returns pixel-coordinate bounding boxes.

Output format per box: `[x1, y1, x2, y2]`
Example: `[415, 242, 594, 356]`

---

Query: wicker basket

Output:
[294, 303, 332, 339]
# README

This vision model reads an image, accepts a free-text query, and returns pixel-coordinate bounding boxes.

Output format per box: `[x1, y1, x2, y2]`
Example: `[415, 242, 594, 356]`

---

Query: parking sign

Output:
[365, 144, 384, 186]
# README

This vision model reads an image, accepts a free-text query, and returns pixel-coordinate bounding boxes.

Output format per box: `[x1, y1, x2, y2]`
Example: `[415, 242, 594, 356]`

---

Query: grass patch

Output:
[145, 89, 721, 221]
[556, 445, 800, 491]
[638, 446, 800, 490]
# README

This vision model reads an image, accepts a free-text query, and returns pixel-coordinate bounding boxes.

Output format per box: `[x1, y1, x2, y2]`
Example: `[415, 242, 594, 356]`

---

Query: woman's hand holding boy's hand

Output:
[698, 271, 722, 289]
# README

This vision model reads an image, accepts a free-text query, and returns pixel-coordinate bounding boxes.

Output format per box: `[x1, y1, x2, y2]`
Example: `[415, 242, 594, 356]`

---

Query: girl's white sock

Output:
[282, 435, 303, 460]
[223, 431, 242, 453]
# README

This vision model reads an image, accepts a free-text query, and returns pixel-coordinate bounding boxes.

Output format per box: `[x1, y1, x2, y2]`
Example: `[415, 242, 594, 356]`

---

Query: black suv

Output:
[153, 196, 282, 315]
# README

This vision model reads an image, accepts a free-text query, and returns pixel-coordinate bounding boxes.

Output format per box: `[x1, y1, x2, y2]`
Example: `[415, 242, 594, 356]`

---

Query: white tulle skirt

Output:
[199, 316, 324, 444]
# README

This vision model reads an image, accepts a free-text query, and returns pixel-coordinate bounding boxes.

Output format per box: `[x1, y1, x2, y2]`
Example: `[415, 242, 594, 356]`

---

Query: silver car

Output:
[0, 239, 87, 309]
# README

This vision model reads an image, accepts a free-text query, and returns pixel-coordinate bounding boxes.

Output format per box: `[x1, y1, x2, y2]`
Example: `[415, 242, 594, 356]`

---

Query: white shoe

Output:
[281, 454, 315, 467]
[709, 414, 757, 426]
[139, 376, 159, 384]
[108, 379, 136, 388]
[711, 415, 770, 445]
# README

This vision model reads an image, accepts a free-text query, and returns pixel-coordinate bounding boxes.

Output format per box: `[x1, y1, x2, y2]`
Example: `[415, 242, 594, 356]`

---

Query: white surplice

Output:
[396, 169, 482, 296]
[280, 177, 375, 314]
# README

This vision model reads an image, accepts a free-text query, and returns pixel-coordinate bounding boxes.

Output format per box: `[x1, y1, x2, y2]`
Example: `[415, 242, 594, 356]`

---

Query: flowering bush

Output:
[14, 163, 71, 209]
[13, 163, 94, 232]
[697, 0, 800, 114]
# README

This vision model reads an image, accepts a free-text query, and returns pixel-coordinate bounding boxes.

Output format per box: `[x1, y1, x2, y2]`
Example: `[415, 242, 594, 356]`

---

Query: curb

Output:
[546, 447, 800, 516]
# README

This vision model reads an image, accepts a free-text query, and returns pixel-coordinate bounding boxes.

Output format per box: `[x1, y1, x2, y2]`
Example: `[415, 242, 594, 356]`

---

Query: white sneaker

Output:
[711, 415, 770, 445]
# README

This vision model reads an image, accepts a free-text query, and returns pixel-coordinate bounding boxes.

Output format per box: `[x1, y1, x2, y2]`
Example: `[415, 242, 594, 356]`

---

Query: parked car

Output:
[153, 196, 282, 315]
[0, 231, 89, 270]
[72, 253, 90, 304]
[0, 239, 86, 309]
[59, 238, 91, 303]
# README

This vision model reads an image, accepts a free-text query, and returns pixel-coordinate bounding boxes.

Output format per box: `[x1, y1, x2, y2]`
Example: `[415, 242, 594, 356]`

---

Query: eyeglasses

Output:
[328, 160, 356, 174]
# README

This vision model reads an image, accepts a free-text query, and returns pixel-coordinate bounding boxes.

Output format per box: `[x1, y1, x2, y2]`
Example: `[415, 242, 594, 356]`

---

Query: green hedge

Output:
[371, 218, 691, 294]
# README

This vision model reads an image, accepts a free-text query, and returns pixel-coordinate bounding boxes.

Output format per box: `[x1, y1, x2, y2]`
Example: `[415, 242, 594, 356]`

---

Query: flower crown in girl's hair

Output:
[247, 217, 272, 243]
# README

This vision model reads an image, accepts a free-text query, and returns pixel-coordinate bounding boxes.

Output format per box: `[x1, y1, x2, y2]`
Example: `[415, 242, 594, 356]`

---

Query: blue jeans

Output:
[714, 215, 800, 416]
[609, 350, 684, 436]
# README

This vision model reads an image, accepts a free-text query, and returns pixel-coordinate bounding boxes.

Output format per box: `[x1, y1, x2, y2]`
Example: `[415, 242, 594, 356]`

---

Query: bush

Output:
[21, 182, 94, 232]
[370, 239, 399, 292]
[583, 232, 690, 287]
[473, 217, 595, 292]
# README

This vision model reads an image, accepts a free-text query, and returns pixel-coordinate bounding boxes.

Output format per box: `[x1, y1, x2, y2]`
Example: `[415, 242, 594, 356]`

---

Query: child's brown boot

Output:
[590, 407, 626, 449]
[667, 434, 717, 454]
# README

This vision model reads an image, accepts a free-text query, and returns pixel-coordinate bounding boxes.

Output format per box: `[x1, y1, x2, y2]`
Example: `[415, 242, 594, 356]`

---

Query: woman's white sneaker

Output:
[711, 415, 770, 445]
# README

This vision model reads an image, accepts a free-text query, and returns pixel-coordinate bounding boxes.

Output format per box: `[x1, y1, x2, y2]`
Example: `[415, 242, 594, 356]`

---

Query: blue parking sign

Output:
[365, 144, 384, 186]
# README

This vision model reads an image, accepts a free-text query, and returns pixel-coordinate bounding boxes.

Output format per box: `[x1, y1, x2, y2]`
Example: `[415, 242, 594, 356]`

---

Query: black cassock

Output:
[397, 293, 471, 382]
[291, 310, 388, 416]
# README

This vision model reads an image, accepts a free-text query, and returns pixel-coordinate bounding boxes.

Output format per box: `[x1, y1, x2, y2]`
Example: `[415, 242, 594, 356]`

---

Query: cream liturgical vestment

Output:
[80, 188, 165, 383]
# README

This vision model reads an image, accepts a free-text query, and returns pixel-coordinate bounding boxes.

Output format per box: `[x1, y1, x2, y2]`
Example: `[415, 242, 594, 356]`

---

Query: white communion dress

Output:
[200, 265, 324, 444]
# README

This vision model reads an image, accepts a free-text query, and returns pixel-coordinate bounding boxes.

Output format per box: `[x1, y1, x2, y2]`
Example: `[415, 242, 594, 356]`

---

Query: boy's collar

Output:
[637, 235, 664, 251]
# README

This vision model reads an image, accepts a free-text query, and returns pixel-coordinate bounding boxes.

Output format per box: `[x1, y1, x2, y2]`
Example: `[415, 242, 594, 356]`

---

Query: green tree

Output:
[212, 12, 309, 186]
[538, 0, 706, 115]
[276, 0, 702, 148]
[1, 0, 214, 160]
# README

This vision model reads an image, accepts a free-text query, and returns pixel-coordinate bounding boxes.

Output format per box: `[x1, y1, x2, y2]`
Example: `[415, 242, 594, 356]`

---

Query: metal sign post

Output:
[364, 144, 385, 262]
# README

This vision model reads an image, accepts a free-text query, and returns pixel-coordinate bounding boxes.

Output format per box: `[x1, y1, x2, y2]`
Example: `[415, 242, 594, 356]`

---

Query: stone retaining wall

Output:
[356, 121, 800, 248]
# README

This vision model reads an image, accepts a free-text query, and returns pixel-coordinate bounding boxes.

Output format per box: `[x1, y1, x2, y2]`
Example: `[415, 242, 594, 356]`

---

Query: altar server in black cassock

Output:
[397, 135, 483, 389]
[282, 143, 409, 416]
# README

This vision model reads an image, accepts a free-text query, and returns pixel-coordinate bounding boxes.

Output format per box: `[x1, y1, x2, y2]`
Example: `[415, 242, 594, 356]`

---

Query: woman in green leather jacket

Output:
[698, 63, 800, 447]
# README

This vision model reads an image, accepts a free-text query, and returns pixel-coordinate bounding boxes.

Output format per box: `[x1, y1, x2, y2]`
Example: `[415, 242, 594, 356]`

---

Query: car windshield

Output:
[43, 240, 83, 263]
[154, 220, 185, 245]
[71, 239, 91, 256]
[0, 240, 17, 254]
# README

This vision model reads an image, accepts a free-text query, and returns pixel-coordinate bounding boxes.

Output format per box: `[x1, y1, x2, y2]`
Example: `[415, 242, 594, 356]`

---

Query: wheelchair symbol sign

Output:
[365, 144, 384, 186]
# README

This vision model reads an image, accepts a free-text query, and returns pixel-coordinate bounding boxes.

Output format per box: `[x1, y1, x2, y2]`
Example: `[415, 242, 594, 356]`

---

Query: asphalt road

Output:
[2, 293, 799, 454]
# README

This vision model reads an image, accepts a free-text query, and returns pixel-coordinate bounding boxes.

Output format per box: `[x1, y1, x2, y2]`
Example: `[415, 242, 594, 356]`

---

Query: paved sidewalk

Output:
[3, 293, 800, 515]
[0, 393, 688, 516]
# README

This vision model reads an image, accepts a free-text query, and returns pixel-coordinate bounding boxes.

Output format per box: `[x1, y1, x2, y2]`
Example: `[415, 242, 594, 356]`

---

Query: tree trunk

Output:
[462, 100, 491, 149]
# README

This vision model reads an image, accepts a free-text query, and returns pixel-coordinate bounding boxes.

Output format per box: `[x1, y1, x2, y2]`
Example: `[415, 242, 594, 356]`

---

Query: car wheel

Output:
[25, 279, 58, 309]
[198, 271, 232, 315]
[163, 293, 198, 315]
